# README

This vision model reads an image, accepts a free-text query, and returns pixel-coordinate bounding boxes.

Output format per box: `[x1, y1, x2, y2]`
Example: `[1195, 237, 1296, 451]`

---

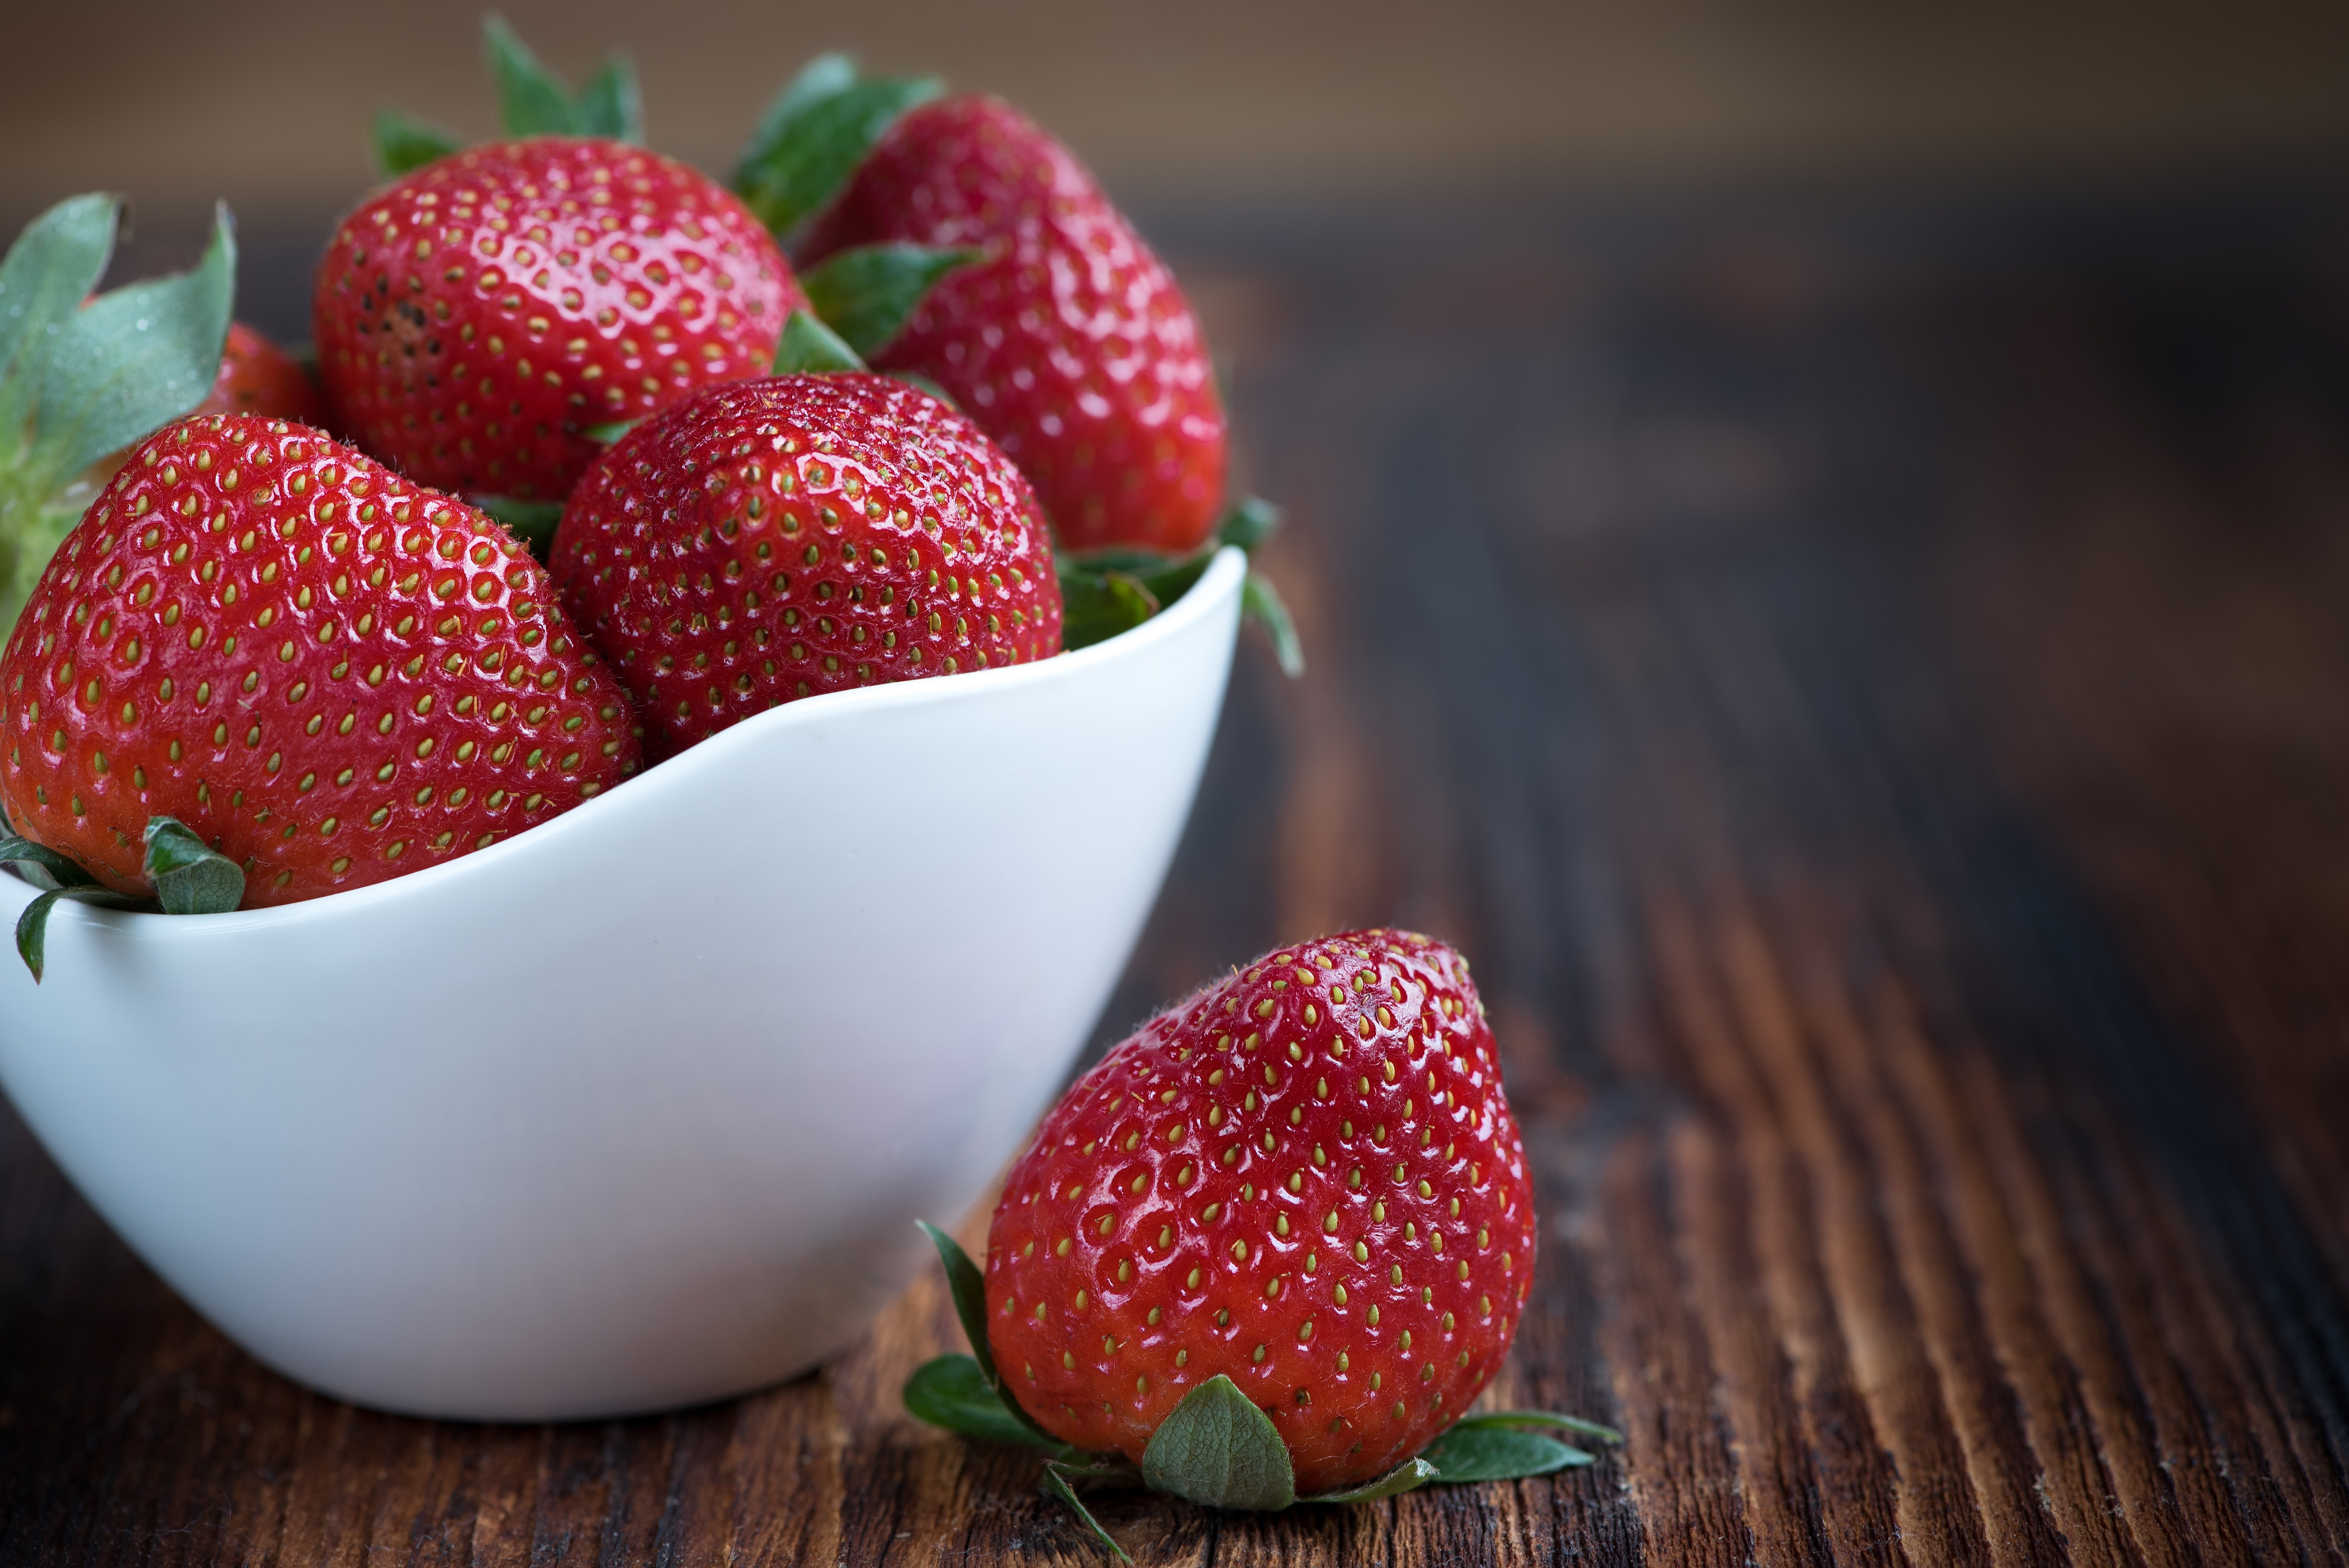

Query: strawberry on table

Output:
[784, 94, 1228, 556]
[984, 930, 1535, 1494]
[0, 413, 640, 909]
[903, 930, 1617, 1554]
[548, 368, 1062, 757]
[314, 138, 802, 504]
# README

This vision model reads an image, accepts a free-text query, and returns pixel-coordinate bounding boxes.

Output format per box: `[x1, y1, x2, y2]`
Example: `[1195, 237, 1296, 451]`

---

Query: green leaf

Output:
[30, 201, 235, 481]
[484, 13, 583, 137]
[799, 243, 978, 357]
[583, 419, 638, 445]
[745, 51, 857, 151]
[142, 816, 243, 915]
[733, 64, 943, 241]
[14, 884, 149, 983]
[0, 193, 119, 433]
[914, 1220, 1067, 1448]
[1139, 1375, 1296, 1511]
[1042, 1462, 1132, 1563]
[1415, 1425, 1591, 1484]
[772, 309, 864, 375]
[1060, 567, 1159, 651]
[1242, 568, 1305, 678]
[916, 1220, 995, 1377]
[469, 494, 565, 559]
[1450, 1408, 1625, 1445]
[373, 109, 464, 177]
[1300, 1457, 1440, 1504]
[1217, 495, 1282, 553]
[904, 1354, 1072, 1452]
[576, 55, 644, 143]
[0, 834, 97, 893]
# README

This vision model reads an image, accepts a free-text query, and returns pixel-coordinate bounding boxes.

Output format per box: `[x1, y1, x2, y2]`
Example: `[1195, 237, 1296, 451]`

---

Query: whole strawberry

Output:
[198, 323, 326, 426]
[796, 96, 1228, 556]
[0, 414, 641, 907]
[548, 371, 1062, 756]
[314, 138, 802, 502]
[982, 930, 1535, 1496]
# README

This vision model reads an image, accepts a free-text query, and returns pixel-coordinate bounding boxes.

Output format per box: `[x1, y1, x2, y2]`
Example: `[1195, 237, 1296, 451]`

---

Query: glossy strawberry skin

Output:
[983, 930, 1535, 1495]
[315, 138, 802, 503]
[799, 96, 1227, 556]
[549, 373, 1062, 757]
[197, 323, 326, 426]
[0, 415, 641, 907]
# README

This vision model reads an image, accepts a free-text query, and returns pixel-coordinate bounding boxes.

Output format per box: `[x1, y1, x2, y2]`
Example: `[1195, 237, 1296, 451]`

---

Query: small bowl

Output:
[0, 548, 1245, 1421]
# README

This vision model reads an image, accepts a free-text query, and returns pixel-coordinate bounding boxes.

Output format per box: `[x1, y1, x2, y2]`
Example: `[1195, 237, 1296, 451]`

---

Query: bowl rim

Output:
[2, 546, 1249, 937]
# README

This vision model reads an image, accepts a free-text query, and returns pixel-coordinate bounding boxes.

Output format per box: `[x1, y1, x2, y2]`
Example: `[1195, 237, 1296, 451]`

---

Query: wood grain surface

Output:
[5, 189, 2349, 1565]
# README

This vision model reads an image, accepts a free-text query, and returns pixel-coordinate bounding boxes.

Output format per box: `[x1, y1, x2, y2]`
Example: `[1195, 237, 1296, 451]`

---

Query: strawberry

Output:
[547, 369, 1062, 757]
[196, 322, 326, 426]
[0, 413, 641, 909]
[313, 138, 802, 504]
[793, 95, 1228, 556]
[978, 929, 1536, 1496]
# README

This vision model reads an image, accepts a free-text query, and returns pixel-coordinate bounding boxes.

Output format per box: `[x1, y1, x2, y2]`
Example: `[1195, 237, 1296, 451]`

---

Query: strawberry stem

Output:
[733, 56, 942, 244]
[772, 310, 864, 375]
[4, 814, 247, 980]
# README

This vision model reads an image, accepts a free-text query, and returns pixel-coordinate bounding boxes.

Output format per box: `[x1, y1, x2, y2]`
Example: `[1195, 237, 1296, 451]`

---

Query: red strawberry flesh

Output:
[315, 138, 802, 502]
[198, 322, 326, 427]
[0, 415, 642, 907]
[549, 372, 1062, 757]
[800, 96, 1228, 556]
[983, 929, 1535, 1495]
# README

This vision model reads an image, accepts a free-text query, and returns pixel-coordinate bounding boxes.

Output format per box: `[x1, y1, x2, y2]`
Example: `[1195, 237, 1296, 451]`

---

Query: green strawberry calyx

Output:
[1060, 497, 1306, 678]
[0, 814, 245, 982]
[0, 195, 236, 643]
[372, 13, 645, 179]
[904, 1224, 1621, 1562]
[733, 54, 941, 246]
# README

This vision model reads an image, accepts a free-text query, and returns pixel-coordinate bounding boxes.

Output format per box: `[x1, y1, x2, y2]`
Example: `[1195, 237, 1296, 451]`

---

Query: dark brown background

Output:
[5, 5, 2349, 1564]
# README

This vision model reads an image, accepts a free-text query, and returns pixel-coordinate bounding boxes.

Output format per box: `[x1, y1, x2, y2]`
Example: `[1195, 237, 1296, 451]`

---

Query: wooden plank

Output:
[4, 189, 2349, 1565]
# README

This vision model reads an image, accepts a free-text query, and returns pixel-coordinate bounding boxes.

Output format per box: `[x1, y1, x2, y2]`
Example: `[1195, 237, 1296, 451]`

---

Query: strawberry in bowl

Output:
[314, 137, 802, 504]
[0, 18, 1276, 1424]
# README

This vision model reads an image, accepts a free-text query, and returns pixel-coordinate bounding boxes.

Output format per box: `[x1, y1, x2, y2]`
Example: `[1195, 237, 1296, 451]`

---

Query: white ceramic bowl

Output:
[0, 548, 1244, 1421]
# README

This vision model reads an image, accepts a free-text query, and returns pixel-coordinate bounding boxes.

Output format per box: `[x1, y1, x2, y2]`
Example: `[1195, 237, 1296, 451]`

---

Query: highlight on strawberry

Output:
[903, 930, 1619, 1558]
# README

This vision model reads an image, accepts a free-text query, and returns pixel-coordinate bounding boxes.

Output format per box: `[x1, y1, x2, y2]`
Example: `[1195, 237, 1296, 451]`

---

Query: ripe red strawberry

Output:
[0, 413, 641, 907]
[797, 96, 1227, 556]
[548, 371, 1062, 757]
[982, 930, 1535, 1495]
[314, 138, 802, 503]
[196, 323, 326, 426]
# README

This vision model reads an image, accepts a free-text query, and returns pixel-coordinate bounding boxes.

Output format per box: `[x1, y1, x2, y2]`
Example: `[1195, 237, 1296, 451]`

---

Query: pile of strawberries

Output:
[0, 23, 1258, 929]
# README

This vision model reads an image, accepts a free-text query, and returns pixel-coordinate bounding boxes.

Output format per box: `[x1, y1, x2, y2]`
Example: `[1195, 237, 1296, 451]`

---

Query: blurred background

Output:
[10, 0, 2349, 287]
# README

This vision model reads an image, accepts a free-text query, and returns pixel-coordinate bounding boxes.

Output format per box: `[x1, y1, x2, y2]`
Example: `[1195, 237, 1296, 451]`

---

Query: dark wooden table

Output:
[6, 186, 2349, 1564]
